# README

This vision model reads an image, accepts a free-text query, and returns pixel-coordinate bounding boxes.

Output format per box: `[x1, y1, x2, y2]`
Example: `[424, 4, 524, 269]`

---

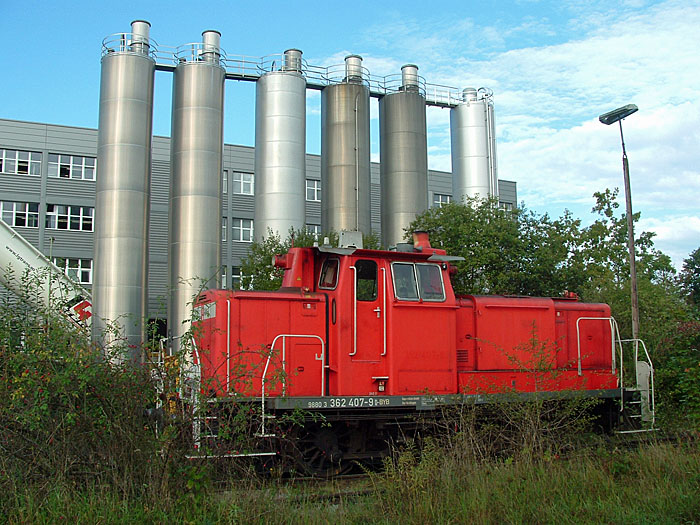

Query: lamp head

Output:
[599, 104, 638, 125]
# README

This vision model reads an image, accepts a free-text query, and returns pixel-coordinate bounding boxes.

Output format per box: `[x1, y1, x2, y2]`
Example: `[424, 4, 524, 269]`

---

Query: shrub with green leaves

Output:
[655, 321, 700, 430]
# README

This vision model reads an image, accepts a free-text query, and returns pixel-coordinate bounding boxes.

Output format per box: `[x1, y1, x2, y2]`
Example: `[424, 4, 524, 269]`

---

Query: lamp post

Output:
[599, 103, 639, 341]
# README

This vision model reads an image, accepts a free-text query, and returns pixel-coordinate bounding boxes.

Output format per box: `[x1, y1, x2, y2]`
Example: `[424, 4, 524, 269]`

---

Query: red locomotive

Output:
[191, 232, 650, 474]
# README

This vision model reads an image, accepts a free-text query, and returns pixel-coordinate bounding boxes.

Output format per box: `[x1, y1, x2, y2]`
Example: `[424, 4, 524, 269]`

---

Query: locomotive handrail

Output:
[260, 333, 325, 437]
[349, 265, 358, 356]
[618, 337, 655, 426]
[575, 316, 616, 377]
[226, 299, 231, 393]
[381, 267, 387, 356]
[579, 318, 656, 424]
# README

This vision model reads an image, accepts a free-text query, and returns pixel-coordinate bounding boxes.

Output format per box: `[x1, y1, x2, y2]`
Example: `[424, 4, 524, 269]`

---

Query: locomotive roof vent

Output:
[338, 230, 363, 249]
[393, 243, 414, 252]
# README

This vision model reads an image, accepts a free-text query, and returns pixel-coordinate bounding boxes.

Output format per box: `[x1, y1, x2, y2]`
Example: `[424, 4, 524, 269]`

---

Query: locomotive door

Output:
[351, 259, 385, 364]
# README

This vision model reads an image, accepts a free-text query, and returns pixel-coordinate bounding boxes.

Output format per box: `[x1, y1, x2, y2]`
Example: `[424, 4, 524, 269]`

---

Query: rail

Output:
[173, 41, 226, 66]
[107, 36, 472, 107]
[576, 316, 655, 425]
[226, 300, 231, 393]
[575, 317, 617, 376]
[618, 337, 655, 426]
[101, 32, 158, 60]
[259, 333, 325, 437]
[381, 267, 387, 356]
[349, 265, 358, 356]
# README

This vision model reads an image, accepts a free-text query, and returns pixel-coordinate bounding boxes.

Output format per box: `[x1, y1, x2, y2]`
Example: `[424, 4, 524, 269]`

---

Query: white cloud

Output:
[638, 215, 700, 268]
[306, 1, 700, 263]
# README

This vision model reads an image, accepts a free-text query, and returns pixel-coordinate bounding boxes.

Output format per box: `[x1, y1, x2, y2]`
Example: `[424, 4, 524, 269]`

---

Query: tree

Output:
[406, 197, 588, 297]
[239, 228, 319, 291]
[240, 228, 379, 291]
[680, 247, 700, 308]
[407, 191, 688, 346]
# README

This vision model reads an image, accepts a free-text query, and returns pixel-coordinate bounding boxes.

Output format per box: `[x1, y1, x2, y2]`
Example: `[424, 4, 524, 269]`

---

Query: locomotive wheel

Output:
[294, 423, 354, 477]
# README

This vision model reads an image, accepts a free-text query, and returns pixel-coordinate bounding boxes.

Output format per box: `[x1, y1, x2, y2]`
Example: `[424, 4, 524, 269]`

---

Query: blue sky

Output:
[2, 0, 698, 267]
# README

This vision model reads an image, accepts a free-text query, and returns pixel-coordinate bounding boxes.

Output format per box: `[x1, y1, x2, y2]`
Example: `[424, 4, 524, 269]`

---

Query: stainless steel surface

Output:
[201, 30, 221, 63]
[486, 100, 499, 197]
[450, 88, 498, 202]
[94, 23, 155, 359]
[321, 60, 371, 234]
[147, 43, 466, 107]
[344, 55, 364, 83]
[283, 49, 302, 72]
[401, 64, 419, 91]
[130, 20, 151, 54]
[254, 59, 306, 240]
[169, 32, 225, 351]
[379, 89, 428, 247]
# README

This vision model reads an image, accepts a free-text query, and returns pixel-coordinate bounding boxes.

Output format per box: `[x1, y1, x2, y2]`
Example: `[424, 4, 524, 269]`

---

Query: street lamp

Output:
[599, 103, 639, 341]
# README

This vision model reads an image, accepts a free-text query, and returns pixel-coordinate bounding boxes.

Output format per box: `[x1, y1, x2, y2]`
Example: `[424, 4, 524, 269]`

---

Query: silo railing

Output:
[173, 42, 226, 66]
[222, 54, 268, 78]
[101, 33, 158, 59]
[312, 62, 371, 86]
[256, 53, 308, 75]
[375, 72, 427, 97]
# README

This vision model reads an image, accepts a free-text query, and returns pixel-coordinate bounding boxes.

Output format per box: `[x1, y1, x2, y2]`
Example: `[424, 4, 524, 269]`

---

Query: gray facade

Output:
[0, 118, 517, 319]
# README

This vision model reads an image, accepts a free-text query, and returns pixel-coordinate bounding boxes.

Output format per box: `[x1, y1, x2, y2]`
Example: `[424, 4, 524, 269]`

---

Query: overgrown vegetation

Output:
[0, 275, 206, 516]
[3, 188, 700, 521]
[407, 191, 690, 348]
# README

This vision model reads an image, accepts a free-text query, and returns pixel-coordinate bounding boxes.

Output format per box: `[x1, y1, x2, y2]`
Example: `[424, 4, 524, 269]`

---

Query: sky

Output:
[1, 0, 698, 268]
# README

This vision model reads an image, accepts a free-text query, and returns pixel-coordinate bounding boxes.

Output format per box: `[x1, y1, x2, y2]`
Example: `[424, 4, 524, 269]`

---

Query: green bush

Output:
[655, 321, 700, 430]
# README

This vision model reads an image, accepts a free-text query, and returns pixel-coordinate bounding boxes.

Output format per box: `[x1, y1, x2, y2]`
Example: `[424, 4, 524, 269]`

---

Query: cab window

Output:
[392, 263, 419, 301]
[416, 263, 445, 301]
[355, 260, 377, 301]
[319, 258, 339, 289]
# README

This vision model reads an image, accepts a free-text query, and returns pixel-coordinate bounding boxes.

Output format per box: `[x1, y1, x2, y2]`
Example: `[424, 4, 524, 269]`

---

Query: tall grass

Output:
[2, 273, 699, 523]
[4, 441, 699, 524]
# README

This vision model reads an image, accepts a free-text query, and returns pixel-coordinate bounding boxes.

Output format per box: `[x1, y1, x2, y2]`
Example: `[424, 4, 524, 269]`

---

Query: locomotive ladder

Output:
[183, 334, 278, 459]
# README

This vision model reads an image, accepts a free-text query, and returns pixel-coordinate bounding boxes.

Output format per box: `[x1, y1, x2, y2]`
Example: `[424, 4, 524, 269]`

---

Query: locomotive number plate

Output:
[273, 395, 448, 410]
[304, 397, 392, 409]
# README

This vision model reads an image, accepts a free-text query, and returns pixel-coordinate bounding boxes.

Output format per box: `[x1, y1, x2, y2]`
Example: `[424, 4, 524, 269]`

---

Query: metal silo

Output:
[254, 49, 306, 241]
[321, 55, 371, 234]
[379, 65, 428, 248]
[94, 20, 155, 361]
[168, 30, 225, 351]
[450, 88, 499, 202]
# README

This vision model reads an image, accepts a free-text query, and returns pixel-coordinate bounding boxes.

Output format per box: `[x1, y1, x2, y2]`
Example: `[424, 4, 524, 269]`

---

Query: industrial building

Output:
[0, 20, 516, 344]
[0, 117, 516, 311]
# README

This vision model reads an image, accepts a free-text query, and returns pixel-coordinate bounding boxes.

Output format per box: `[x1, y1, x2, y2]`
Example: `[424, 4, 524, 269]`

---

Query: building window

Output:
[222, 170, 228, 194]
[52, 257, 93, 284]
[232, 172, 254, 195]
[232, 218, 253, 242]
[0, 149, 41, 176]
[306, 224, 321, 239]
[499, 202, 514, 211]
[221, 217, 227, 242]
[1, 201, 39, 227]
[231, 266, 243, 289]
[433, 193, 451, 207]
[306, 179, 321, 202]
[45, 204, 94, 231]
[47, 154, 96, 180]
[221, 265, 227, 288]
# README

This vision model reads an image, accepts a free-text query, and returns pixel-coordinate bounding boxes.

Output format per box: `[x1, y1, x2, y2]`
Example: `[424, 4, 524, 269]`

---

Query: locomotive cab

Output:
[309, 235, 460, 397]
